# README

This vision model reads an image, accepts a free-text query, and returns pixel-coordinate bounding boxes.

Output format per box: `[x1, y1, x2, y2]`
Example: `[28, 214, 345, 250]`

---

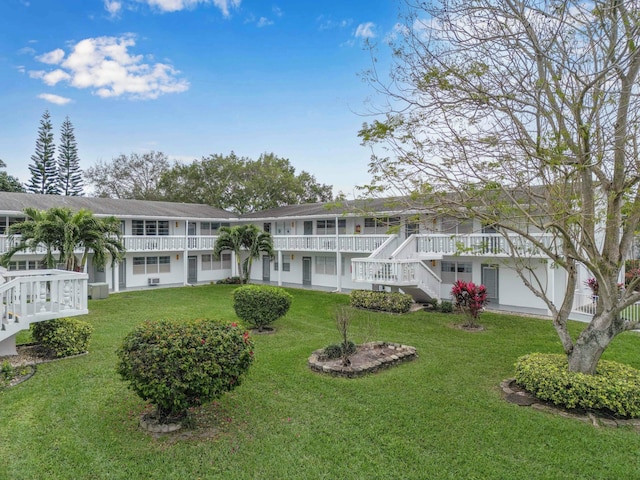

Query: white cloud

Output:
[104, 0, 122, 16]
[272, 6, 282, 17]
[355, 22, 376, 39]
[30, 35, 189, 100]
[18, 46, 36, 55]
[257, 17, 273, 27]
[30, 69, 72, 86]
[36, 48, 65, 64]
[317, 15, 352, 31]
[38, 93, 72, 105]
[141, 0, 240, 16]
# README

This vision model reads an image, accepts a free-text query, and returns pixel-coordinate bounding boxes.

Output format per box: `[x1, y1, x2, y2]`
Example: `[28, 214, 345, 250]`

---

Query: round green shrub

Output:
[514, 353, 640, 418]
[323, 344, 343, 360]
[116, 319, 254, 419]
[322, 341, 356, 360]
[233, 285, 292, 331]
[440, 300, 453, 313]
[31, 317, 94, 358]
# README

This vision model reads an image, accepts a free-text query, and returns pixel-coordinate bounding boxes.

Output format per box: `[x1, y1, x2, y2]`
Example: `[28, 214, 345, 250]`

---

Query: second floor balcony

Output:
[0, 232, 559, 258]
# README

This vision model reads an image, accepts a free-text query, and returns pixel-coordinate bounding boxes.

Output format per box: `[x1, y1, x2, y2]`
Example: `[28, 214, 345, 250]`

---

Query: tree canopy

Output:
[57, 116, 84, 196]
[359, 0, 640, 374]
[158, 152, 333, 213]
[27, 110, 58, 195]
[0, 160, 24, 193]
[84, 151, 170, 200]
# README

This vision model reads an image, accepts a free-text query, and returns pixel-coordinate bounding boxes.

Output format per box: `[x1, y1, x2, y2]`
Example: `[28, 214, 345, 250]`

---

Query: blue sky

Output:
[0, 0, 400, 198]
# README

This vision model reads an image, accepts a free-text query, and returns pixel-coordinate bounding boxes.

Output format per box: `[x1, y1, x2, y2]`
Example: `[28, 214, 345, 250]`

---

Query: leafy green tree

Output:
[84, 151, 170, 199]
[213, 225, 273, 283]
[0, 160, 24, 192]
[159, 152, 333, 213]
[1, 207, 125, 271]
[359, 0, 640, 374]
[57, 116, 83, 196]
[27, 110, 58, 195]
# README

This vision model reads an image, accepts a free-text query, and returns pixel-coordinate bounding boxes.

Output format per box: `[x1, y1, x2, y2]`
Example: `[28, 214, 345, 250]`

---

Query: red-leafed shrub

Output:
[451, 280, 489, 327]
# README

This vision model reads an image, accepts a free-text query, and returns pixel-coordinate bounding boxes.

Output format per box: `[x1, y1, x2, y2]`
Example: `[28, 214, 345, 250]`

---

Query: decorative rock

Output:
[139, 414, 182, 433]
[308, 342, 417, 378]
[501, 378, 640, 429]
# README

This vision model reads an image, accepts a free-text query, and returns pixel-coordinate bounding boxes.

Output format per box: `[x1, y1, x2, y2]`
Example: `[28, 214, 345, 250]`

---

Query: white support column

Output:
[231, 252, 238, 278]
[335, 216, 342, 292]
[183, 221, 189, 285]
[113, 261, 120, 293]
[278, 250, 283, 286]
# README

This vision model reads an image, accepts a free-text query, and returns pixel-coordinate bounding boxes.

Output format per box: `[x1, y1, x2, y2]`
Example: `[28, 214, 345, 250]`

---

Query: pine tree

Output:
[57, 116, 83, 196]
[27, 110, 59, 194]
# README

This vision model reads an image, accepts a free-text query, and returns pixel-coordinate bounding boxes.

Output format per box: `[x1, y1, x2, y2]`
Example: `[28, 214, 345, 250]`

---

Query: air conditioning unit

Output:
[148, 278, 160, 286]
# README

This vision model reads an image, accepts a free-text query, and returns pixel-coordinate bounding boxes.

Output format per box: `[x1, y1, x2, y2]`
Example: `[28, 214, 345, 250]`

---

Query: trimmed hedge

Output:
[31, 317, 94, 358]
[350, 290, 413, 314]
[514, 353, 640, 418]
[233, 285, 292, 331]
[116, 319, 254, 418]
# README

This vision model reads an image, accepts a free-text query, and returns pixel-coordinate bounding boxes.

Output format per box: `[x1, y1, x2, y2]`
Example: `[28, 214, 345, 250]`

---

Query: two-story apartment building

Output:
[0, 192, 592, 321]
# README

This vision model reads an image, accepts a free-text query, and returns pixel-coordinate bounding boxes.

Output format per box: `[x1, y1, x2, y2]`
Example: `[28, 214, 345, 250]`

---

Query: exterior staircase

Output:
[0, 269, 89, 356]
[351, 235, 442, 302]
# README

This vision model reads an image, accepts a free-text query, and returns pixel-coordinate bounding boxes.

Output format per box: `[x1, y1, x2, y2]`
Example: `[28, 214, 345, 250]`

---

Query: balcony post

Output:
[335, 216, 342, 292]
[113, 260, 120, 293]
[183, 221, 189, 286]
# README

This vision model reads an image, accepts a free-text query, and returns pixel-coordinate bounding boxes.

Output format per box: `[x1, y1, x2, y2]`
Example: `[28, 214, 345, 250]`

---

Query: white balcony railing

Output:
[351, 258, 423, 285]
[571, 291, 640, 322]
[0, 269, 89, 352]
[122, 235, 218, 252]
[416, 233, 557, 257]
[0, 233, 558, 257]
[272, 235, 389, 253]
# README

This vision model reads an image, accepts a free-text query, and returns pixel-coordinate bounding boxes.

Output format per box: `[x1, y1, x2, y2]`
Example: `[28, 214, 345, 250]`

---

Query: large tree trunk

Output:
[567, 312, 619, 374]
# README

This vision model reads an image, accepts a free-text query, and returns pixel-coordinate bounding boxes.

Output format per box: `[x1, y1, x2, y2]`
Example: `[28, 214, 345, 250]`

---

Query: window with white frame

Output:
[441, 261, 472, 284]
[201, 222, 212, 235]
[316, 256, 337, 275]
[159, 256, 170, 273]
[8, 260, 44, 271]
[316, 219, 346, 235]
[132, 256, 171, 274]
[274, 260, 291, 272]
[203, 253, 231, 270]
[202, 254, 213, 270]
[363, 216, 401, 233]
[132, 220, 169, 236]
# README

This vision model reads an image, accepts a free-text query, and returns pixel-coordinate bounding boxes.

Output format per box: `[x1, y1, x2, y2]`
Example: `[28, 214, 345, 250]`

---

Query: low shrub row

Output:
[350, 290, 414, 314]
[514, 353, 640, 418]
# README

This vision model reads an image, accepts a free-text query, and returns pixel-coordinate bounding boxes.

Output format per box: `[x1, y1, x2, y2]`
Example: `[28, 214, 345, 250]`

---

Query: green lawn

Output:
[2, 284, 640, 479]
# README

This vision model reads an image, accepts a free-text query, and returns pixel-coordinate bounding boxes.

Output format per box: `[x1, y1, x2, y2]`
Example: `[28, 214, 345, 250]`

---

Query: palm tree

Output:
[241, 224, 274, 282]
[213, 225, 273, 284]
[2, 207, 125, 271]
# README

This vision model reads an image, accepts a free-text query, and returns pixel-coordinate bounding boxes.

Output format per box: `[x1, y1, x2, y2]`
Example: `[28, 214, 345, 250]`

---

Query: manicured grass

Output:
[2, 284, 640, 479]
